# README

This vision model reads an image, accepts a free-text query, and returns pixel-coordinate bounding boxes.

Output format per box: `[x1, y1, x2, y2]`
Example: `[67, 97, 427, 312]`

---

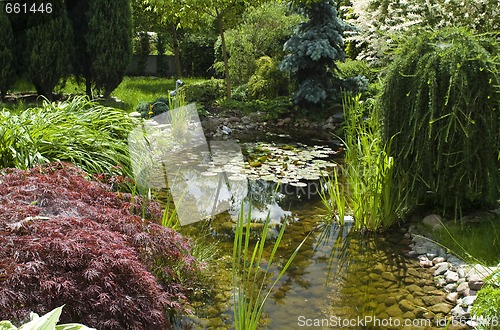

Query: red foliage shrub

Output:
[0, 162, 200, 329]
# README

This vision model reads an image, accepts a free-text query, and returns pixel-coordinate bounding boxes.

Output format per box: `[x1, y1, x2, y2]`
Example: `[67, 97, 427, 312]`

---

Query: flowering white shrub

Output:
[344, 0, 500, 64]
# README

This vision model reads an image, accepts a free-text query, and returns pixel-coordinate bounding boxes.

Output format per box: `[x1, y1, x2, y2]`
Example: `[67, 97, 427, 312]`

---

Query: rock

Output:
[435, 277, 447, 287]
[456, 282, 469, 295]
[420, 259, 433, 268]
[422, 295, 444, 306]
[386, 304, 403, 317]
[385, 297, 397, 306]
[283, 117, 292, 124]
[373, 264, 385, 275]
[446, 292, 459, 303]
[432, 256, 446, 264]
[422, 214, 443, 230]
[445, 283, 457, 292]
[429, 302, 453, 314]
[229, 116, 240, 123]
[129, 111, 142, 118]
[399, 299, 415, 312]
[469, 279, 484, 290]
[445, 270, 459, 283]
[461, 295, 476, 307]
[381, 272, 397, 282]
[434, 262, 449, 276]
[406, 284, 423, 294]
[451, 305, 469, 319]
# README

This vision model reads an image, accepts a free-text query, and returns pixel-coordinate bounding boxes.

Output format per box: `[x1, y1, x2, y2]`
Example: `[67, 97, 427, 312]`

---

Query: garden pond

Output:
[162, 134, 457, 330]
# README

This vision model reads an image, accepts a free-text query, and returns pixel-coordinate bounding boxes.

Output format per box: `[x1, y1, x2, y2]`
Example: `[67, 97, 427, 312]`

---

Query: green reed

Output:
[321, 94, 406, 231]
[232, 204, 306, 329]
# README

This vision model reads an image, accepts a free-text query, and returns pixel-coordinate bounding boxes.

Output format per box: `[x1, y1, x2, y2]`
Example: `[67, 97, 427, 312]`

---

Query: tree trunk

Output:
[171, 23, 182, 78]
[217, 17, 231, 99]
[86, 78, 92, 98]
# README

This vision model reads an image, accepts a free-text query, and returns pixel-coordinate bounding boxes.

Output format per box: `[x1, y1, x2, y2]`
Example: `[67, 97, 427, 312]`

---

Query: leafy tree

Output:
[0, 9, 15, 100]
[66, 0, 92, 95]
[280, 0, 347, 109]
[86, 0, 133, 98]
[24, 0, 73, 98]
[380, 28, 500, 214]
[221, 2, 304, 86]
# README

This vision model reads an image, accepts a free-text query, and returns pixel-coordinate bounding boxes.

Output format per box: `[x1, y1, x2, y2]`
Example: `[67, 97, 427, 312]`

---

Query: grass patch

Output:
[430, 216, 500, 265]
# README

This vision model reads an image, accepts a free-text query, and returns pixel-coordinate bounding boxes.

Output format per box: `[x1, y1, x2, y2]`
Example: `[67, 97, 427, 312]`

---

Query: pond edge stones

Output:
[406, 214, 499, 328]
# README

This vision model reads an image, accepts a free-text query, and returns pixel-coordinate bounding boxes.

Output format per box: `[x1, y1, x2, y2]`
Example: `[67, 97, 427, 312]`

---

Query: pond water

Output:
[170, 136, 449, 330]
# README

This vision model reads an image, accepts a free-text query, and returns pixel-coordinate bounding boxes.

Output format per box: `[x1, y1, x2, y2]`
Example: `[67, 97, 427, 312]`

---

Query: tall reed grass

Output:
[232, 205, 306, 329]
[320, 94, 406, 231]
[0, 96, 134, 176]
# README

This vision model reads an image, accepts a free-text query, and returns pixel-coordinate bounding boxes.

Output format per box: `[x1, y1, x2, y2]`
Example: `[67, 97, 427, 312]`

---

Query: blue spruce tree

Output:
[280, 0, 347, 109]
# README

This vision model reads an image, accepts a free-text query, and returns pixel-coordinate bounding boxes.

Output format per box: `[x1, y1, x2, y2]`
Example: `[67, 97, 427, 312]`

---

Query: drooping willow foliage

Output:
[379, 27, 500, 214]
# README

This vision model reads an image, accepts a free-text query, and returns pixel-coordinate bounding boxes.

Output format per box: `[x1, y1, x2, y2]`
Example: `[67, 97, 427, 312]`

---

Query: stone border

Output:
[406, 214, 499, 328]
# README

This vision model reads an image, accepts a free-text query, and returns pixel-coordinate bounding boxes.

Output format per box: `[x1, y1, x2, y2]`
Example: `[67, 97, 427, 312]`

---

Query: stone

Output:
[229, 116, 240, 123]
[435, 277, 447, 287]
[422, 214, 443, 230]
[445, 270, 459, 283]
[407, 284, 423, 293]
[456, 282, 469, 295]
[445, 283, 457, 292]
[422, 295, 444, 306]
[382, 272, 397, 282]
[385, 297, 397, 306]
[373, 264, 385, 274]
[429, 302, 453, 314]
[451, 305, 469, 319]
[434, 262, 449, 276]
[432, 256, 446, 264]
[461, 295, 476, 307]
[386, 304, 403, 317]
[446, 292, 459, 303]
[129, 111, 142, 118]
[399, 299, 415, 312]
[469, 280, 484, 290]
[419, 259, 433, 268]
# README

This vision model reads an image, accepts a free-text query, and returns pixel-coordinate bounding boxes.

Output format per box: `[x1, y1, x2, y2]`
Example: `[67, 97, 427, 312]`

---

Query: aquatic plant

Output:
[379, 27, 500, 215]
[0, 163, 201, 329]
[322, 94, 406, 231]
[0, 96, 134, 177]
[232, 204, 306, 329]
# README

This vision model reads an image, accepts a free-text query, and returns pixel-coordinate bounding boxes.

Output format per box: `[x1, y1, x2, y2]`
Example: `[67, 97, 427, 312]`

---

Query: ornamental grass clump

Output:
[0, 162, 202, 330]
[379, 27, 500, 214]
[0, 96, 134, 177]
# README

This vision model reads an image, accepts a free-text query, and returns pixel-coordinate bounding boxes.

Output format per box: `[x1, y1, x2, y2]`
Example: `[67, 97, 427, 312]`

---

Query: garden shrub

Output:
[0, 162, 202, 330]
[182, 78, 225, 106]
[135, 96, 170, 118]
[248, 56, 290, 100]
[379, 27, 500, 214]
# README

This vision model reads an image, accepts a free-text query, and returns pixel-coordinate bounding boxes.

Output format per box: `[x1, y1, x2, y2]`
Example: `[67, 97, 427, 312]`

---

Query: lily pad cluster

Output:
[242, 143, 340, 185]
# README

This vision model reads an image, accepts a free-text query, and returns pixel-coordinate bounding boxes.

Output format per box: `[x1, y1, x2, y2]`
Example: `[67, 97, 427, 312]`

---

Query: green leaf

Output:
[19, 306, 62, 330]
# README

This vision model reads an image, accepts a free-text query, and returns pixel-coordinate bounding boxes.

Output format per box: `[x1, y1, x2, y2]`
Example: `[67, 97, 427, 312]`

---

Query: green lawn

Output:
[4, 76, 207, 112]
